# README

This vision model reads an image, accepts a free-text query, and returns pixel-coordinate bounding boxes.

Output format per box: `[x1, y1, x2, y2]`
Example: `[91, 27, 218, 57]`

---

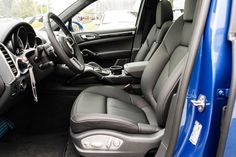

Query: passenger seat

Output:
[134, 0, 173, 62]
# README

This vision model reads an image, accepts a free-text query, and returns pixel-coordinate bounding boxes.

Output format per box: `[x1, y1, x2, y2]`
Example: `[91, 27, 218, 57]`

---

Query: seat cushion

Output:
[70, 86, 159, 134]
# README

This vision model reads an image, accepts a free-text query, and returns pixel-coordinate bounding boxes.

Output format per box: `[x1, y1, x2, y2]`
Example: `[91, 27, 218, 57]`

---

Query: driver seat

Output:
[70, 0, 197, 156]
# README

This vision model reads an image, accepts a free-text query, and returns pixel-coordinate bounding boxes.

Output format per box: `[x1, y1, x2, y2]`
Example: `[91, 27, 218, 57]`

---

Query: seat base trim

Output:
[70, 129, 164, 157]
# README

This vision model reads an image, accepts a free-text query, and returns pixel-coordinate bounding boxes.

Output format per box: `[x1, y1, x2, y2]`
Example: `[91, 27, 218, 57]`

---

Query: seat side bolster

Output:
[71, 113, 159, 134]
[138, 123, 160, 134]
[71, 113, 139, 133]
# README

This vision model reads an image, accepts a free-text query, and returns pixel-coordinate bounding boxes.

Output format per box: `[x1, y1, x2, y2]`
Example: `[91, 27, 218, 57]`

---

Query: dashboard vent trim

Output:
[0, 45, 18, 76]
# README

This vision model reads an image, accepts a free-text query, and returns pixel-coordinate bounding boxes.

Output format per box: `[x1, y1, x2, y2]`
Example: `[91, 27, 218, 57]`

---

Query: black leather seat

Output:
[70, 0, 197, 155]
[71, 0, 196, 134]
[134, 0, 173, 62]
[71, 86, 159, 134]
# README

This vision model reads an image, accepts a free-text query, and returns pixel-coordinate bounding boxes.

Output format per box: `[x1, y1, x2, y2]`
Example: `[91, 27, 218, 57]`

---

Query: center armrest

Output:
[124, 61, 149, 78]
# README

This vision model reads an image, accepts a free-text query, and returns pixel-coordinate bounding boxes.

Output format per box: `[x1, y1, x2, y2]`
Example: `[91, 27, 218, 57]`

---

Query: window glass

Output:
[71, 0, 142, 32]
[0, 0, 76, 30]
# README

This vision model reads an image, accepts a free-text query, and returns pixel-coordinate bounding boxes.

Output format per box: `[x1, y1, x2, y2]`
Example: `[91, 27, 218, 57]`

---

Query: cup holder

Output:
[110, 66, 123, 75]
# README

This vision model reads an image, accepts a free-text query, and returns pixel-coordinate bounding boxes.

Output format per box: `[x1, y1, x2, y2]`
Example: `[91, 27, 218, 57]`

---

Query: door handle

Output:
[81, 34, 96, 40]
[82, 49, 97, 57]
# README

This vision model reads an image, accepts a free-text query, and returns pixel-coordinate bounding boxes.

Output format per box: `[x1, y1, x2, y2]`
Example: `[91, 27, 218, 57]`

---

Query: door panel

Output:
[73, 28, 135, 67]
[68, 0, 142, 67]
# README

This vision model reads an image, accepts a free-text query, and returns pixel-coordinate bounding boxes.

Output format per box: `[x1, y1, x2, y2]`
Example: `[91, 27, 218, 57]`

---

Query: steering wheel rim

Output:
[43, 12, 84, 73]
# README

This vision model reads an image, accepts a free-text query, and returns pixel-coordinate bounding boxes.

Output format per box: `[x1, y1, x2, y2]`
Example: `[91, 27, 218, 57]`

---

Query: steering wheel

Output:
[43, 12, 84, 73]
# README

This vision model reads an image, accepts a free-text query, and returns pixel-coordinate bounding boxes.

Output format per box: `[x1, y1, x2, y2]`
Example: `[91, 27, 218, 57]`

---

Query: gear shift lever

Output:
[86, 62, 110, 75]
[87, 62, 103, 71]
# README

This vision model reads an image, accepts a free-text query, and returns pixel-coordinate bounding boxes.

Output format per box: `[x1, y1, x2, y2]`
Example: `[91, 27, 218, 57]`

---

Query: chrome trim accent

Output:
[15, 57, 29, 75]
[191, 94, 206, 112]
[99, 31, 135, 37]
[70, 57, 83, 70]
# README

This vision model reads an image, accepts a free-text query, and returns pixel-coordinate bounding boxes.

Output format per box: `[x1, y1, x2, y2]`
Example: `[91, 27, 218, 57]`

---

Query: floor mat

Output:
[64, 139, 80, 157]
[0, 132, 68, 157]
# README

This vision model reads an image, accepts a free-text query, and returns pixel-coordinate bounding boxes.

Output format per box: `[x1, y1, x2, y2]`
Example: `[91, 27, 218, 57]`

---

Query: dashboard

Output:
[7, 25, 42, 56]
[0, 19, 54, 114]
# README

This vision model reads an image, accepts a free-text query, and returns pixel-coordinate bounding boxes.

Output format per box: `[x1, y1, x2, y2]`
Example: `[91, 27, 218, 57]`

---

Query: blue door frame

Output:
[173, 0, 232, 156]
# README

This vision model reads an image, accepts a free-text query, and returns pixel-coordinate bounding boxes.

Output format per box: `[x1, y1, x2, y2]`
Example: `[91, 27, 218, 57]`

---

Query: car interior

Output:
[0, 0, 201, 156]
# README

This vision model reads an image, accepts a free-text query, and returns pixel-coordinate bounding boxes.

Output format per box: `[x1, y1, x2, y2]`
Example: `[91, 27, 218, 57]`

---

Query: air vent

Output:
[0, 45, 18, 76]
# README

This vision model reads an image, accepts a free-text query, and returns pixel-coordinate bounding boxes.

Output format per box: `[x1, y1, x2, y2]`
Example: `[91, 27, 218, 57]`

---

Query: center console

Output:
[80, 61, 149, 85]
[47, 61, 149, 95]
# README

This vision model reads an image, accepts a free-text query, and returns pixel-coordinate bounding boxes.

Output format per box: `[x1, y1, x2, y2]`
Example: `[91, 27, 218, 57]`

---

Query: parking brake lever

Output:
[28, 64, 38, 102]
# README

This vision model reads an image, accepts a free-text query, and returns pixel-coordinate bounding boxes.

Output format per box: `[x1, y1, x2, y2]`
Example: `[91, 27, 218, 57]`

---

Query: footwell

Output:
[0, 132, 79, 157]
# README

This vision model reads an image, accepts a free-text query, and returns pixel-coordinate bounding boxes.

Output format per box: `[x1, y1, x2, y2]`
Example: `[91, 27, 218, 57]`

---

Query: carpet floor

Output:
[0, 132, 80, 157]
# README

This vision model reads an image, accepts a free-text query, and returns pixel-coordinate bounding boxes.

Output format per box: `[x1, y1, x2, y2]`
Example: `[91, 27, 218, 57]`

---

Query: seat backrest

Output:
[141, 0, 197, 127]
[134, 0, 173, 62]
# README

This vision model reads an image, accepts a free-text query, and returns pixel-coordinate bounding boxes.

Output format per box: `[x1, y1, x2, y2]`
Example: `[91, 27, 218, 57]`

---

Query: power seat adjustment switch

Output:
[81, 135, 123, 150]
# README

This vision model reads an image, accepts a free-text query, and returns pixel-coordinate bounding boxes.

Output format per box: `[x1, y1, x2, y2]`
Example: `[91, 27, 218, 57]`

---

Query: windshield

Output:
[0, 0, 76, 30]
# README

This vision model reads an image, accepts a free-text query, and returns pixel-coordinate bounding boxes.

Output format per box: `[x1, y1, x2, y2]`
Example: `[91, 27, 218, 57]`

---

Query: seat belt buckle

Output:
[123, 84, 134, 93]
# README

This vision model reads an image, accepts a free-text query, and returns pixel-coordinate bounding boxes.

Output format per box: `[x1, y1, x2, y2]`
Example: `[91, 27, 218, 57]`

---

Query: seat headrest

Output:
[156, 0, 173, 28]
[183, 0, 197, 22]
